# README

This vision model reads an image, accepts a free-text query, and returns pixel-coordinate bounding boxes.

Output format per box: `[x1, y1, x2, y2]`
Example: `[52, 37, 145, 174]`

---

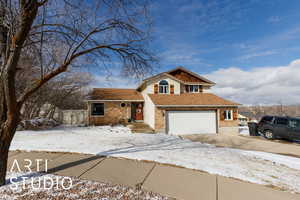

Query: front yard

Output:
[10, 126, 300, 194]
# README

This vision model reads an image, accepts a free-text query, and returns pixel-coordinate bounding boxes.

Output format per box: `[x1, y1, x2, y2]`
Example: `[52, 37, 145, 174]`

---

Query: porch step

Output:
[132, 129, 155, 134]
[128, 123, 155, 134]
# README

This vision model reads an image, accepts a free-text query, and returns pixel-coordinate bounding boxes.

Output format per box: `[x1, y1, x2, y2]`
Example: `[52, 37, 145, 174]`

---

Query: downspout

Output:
[216, 109, 220, 134]
[87, 101, 90, 126]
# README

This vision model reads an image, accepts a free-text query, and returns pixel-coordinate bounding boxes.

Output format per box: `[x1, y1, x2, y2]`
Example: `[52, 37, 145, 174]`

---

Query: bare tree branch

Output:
[0, 0, 155, 186]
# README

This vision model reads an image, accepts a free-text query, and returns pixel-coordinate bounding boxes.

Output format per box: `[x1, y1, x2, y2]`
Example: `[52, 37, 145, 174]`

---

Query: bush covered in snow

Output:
[18, 118, 60, 131]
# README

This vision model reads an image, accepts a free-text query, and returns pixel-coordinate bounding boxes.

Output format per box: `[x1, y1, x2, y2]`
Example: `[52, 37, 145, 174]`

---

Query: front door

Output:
[135, 103, 143, 121]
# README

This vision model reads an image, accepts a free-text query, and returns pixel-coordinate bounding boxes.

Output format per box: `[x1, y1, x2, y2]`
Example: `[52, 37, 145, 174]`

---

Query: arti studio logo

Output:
[9, 159, 72, 190]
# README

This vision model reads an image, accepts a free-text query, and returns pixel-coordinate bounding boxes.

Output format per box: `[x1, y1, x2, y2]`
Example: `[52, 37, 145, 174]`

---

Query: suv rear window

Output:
[275, 117, 288, 125]
[261, 116, 273, 123]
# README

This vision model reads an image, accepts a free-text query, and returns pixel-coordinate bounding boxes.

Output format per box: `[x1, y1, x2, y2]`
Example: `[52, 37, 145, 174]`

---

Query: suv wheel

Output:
[264, 130, 274, 140]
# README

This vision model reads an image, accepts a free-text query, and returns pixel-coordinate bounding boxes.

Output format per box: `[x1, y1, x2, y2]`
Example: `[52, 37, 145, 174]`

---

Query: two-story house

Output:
[86, 67, 240, 135]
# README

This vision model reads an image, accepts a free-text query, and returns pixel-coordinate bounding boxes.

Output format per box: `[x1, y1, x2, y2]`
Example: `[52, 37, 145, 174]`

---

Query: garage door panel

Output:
[167, 111, 216, 135]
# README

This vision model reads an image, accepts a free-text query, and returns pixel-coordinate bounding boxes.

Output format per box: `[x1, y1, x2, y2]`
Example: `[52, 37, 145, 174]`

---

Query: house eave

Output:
[85, 99, 144, 102]
[136, 69, 216, 90]
[155, 104, 240, 108]
[184, 82, 215, 86]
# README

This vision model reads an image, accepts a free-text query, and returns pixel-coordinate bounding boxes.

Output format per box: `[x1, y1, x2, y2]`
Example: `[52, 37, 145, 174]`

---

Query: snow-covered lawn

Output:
[1, 172, 167, 200]
[11, 126, 300, 193]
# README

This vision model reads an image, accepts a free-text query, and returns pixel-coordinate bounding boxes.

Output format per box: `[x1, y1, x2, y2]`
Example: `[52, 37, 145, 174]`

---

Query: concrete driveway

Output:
[184, 133, 300, 158]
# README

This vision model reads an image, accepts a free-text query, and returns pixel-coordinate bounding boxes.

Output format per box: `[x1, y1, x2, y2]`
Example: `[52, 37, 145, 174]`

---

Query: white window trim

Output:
[191, 85, 199, 93]
[224, 110, 233, 120]
[186, 85, 201, 93]
[158, 80, 169, 94]
[159, 85, 169, 94]
[91, 102, 105, 117]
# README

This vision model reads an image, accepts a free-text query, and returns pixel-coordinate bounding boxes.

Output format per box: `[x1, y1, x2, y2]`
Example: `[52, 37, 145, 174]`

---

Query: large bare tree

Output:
[0, 0, 155, 186]
[21, 71, 93, 120]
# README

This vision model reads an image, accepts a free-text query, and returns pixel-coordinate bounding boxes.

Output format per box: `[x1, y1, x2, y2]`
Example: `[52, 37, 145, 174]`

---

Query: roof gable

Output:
[167, 67, 215, 84]
[137, 66, 215, 91]
[137, 73, 183, 91]
[147, 73, 182, 85]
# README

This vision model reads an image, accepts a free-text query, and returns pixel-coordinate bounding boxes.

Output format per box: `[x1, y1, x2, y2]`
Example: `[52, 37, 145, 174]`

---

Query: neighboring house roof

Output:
[239, 111, 256, 119]
[137, 67, 215, 90]
[238, 114, 248, 119]
[148, 93, 240, 107]
[87, 88, 144, 101]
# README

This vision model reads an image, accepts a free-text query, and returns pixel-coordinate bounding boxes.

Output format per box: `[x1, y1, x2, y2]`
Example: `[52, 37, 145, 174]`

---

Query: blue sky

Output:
[151, 0, 300, 71]
[94, 0, 300, 105]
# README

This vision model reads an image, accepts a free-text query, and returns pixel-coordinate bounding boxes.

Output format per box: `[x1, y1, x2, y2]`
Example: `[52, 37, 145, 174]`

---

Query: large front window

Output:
[186, 85, 200, 93]
[91, 103, 104, 116]
[159, 80, 169, 94]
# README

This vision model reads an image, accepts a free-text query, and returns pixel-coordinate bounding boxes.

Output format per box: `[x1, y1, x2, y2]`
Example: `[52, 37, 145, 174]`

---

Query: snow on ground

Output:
[18, 117, 60, 131]
[0, 172, 167, 200]
[11, 126, 300, 193]
[239, 126, 249, 136]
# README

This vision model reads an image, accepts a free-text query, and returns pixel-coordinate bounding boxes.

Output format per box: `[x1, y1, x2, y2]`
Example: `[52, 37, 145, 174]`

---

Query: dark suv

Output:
[257, 116, 300, 141]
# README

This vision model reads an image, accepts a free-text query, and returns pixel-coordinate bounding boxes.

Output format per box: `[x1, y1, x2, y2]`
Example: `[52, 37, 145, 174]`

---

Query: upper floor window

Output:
[186, 85, 201, 93]
[159, 80, 169, 94]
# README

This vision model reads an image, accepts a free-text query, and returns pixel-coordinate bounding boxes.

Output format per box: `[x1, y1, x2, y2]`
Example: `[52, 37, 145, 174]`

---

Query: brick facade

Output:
[88, 101, 130, 125]
[88, 102, 239, 132]
[219, 107, 239, 127]
[155, 107, 165, 132]
[219, 120, 239, 127]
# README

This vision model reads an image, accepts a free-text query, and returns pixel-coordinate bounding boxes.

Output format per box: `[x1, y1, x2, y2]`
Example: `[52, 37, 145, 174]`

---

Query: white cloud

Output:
[90, 59, 300, 106]
[238, 50, 277, 60]
[231, 27, 300, 62]
[160, 49, 212, 67]
[205, 59, 300, 105]
[92, 74, 138, 89]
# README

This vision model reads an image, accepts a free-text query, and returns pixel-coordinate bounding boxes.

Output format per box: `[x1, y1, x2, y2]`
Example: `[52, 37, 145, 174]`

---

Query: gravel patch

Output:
[0, 172, 169, 200]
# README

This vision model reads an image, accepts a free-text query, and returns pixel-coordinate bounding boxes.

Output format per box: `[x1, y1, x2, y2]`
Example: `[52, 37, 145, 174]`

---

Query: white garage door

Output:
[167, 110, 217, 135]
